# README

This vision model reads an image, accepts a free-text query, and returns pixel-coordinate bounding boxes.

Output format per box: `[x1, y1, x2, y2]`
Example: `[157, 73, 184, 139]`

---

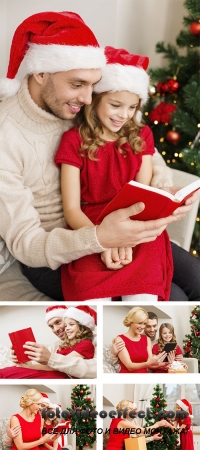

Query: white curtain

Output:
[133, 384, 156, 426]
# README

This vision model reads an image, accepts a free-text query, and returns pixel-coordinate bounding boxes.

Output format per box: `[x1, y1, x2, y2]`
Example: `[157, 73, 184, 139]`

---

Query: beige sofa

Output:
[103, 344, 199, 374]
[0, 417, 75, 450]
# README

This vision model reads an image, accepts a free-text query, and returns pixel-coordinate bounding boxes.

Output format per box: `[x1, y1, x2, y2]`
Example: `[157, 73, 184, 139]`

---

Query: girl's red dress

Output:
[11, 413, 41, 450]
[106, 418, 131, 449]
[118, 334, 148, 373]
[55, 125, 173, 301]
[56, 339, 94, 358]
[0, 340, 94, 379]
[177, 416, 194, 450]
[41, 422, 61, 450]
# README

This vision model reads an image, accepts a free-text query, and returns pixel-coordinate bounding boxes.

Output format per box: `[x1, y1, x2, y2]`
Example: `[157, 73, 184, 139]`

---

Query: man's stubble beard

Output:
[40, 76, 69, 120]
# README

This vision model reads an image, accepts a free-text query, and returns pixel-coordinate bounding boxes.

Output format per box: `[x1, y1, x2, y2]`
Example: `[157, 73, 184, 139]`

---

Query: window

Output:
[163, 384, 200, 427]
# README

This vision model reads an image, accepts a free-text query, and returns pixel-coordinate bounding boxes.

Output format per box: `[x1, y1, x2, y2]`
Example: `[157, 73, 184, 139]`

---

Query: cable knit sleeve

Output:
[47, 352, 96, 378]
[0, 125, 105, 269]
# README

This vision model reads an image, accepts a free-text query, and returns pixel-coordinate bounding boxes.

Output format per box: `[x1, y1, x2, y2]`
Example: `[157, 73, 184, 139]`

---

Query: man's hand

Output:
[153, 433, 163, 441]
[23, 342, 51, 364]
[101, 247, 132, 269]
[96, 202, 184, 249]
[163, 187, 200, 216]
[10, 346, 19, 364]
[111, 338, 125, 356]
[7, 425, 21, 439]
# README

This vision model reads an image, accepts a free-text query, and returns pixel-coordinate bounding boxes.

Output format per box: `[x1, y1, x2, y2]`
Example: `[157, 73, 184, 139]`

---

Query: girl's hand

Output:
[7, 425, 21, 439]
[153, 433, 163, 441]
[167, 350, 175, 364]
[10, 346, 19, 364]
[101, 247, 132, 269]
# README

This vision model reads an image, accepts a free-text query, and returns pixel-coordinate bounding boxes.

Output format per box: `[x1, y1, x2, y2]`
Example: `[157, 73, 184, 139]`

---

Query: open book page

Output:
[129, 178, 200, 202]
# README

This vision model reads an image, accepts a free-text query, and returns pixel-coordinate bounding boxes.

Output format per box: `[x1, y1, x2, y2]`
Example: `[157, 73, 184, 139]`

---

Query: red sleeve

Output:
[55, 126, 83, 169]
[183, 416, 191, 430]
[175, 345, 183, 355]
[152, 344, 160, 355]
[73, 340, 95, 359]
[139, 125, 155, 156]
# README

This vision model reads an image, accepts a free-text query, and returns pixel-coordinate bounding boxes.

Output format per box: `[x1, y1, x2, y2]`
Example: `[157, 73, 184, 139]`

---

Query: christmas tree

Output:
[183, 305, 200, 372]
[144, 384, 179, 449]
[68, 384, 96, 450]
[143, 0, 200, 256]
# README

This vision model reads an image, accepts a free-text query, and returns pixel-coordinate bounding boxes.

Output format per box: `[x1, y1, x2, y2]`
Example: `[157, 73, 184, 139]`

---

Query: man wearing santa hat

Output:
[0, 11, 199, 301]
[0, 11, 197, 302]
[10, 305, 97, 378]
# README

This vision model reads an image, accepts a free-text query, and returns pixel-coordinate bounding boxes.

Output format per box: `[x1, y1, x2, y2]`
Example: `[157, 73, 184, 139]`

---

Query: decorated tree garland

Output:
[143, 0, 200, 256]
[144, 384, 180, 449]
[67, 384, 96, 449]
[183, 305, 200, 372]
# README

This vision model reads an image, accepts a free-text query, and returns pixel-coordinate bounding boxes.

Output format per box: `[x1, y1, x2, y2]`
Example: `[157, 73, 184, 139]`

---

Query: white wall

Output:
[0, 383, 95, 418]
[0, 0, 185, 79]
[103, 304, 193, 348]
[0, 305, 59, 347]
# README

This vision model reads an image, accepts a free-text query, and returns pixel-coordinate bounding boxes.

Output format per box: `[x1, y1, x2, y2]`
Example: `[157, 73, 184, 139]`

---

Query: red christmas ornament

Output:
[156, 397, 161, 401]
[77, 432, 80, 436]
[155, 412, 158, 416]
[164, 402, 167, 406]
[73, 393, 77, 397]
[191, 325, 195, 329]
[80, 390, 84, 394]
[156, 403, 159, 408]
[167, 79, 180, 93]
[86, 398, 91, 402]
[165, 130, 181, 144]
[85, 443, 89, 447]
[190, 22, 200, 35]
[85, 419, 89, 423]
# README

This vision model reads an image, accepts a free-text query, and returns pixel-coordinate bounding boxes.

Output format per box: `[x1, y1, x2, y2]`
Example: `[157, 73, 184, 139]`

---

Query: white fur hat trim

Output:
[23, 43, 106, 74]
[64, 307, 95, 331]
[94, 64, 149, 105]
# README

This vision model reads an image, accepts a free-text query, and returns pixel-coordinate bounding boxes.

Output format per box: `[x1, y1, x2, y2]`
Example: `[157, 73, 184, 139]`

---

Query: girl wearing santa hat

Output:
[0, 306, 95, 379]
[56, 306, 96, 360]
[167, 399, 194, 449]
[55, 46, 173, 301]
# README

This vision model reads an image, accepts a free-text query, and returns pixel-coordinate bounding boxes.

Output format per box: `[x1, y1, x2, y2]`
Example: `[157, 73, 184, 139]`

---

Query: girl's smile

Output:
[96, 91, 139, 140]
[64, 318, 79, 340]
[161, 327, 173, 342]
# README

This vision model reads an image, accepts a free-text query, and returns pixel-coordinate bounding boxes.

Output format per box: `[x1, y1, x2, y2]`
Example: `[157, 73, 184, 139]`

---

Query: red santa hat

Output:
[63, 306, 97, 331]
[0, 11, 106, 100]
[45, 305, 68, 323]
[176, 399, 193, 418]
[94, 46, 150, 105]
[40, 392, 51, 405]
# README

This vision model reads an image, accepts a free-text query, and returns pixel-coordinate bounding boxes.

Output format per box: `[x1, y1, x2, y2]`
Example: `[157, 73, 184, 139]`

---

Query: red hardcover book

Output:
[97, 178, 200, 222]
[8, 327, 36, 363]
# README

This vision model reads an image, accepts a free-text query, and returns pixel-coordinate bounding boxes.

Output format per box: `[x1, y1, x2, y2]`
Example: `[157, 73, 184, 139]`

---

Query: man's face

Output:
[145, 319, 158, 340]
[38, 69, 101, 119]
[48, 317, 65, 340]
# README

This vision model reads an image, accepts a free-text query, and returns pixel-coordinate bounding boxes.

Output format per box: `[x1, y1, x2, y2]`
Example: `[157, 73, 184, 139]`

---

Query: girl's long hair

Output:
[60, 321, 93, 349]
[43, 408, 59, 427]
[76, 92, 145, 161]
[158, 323, 177, 352]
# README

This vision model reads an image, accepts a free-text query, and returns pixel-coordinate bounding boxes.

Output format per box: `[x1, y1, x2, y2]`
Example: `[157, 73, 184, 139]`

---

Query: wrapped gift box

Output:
[124, 436, 147, 450]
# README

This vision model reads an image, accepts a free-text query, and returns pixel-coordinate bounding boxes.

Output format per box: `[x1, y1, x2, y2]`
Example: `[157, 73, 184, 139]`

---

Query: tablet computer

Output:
[163, 342, 177, 353]
[163, 342, 177, 362]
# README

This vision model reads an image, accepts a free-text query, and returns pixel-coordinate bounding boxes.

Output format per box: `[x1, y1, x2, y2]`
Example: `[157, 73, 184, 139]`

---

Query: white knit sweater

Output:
[0, 77, 104, 269]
